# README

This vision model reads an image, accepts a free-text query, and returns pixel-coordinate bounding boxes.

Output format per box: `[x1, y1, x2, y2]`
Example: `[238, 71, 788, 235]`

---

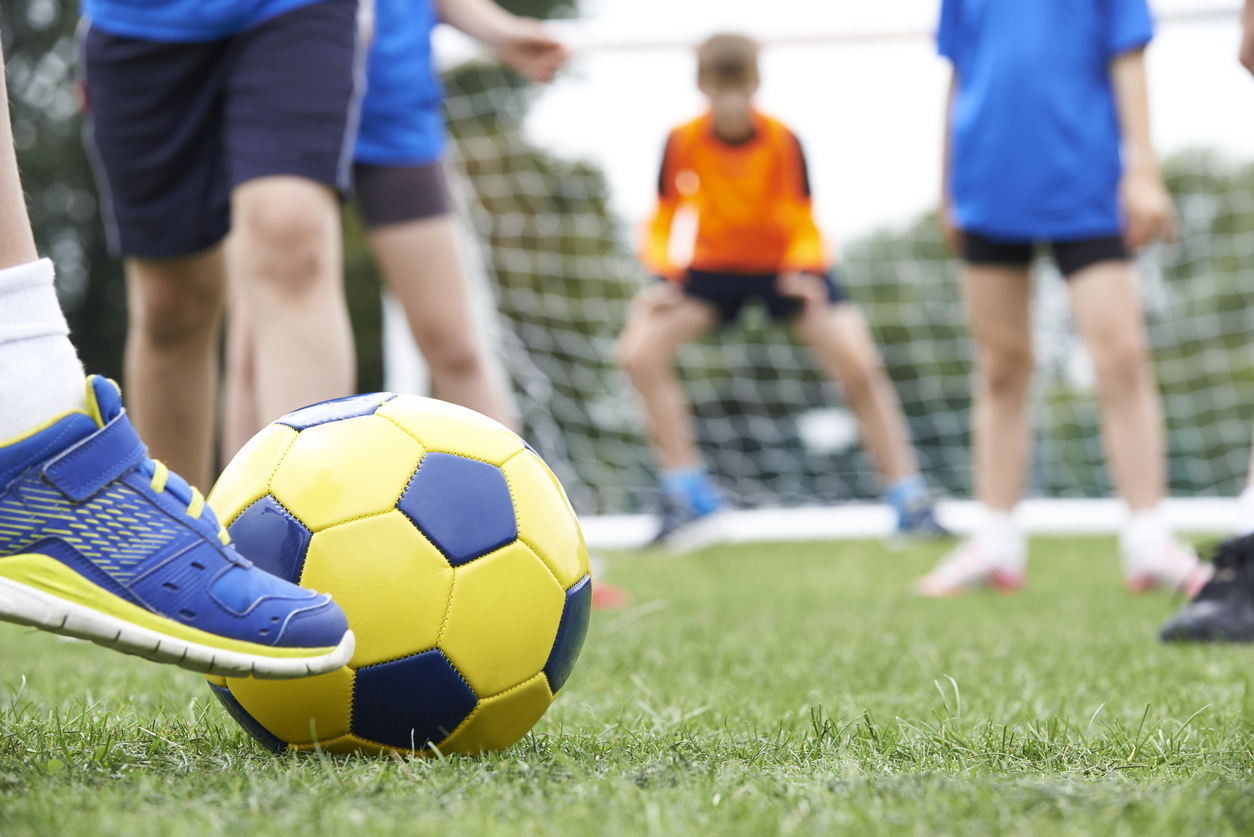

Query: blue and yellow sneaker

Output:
[0, 376, 354, 679]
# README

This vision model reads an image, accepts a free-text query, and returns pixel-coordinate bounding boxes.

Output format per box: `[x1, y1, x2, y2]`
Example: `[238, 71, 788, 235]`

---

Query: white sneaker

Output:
[1123, 539, 1212, 596]
[917, 540, 1026, 597]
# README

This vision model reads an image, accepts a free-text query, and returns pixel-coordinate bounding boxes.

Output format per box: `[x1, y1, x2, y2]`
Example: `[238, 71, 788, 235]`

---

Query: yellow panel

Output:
[447, 673, 553, 755]
[438, 542, 564, 697]
[205, 674, 228, 687]
[376, 395, 524, 465]
[226, 666, 354, 745]
[290, 734, 442, 759]
[302, 511, 454, 668]
[208, 424, 299, 526]
[501, 452, 589, 589]
[270, 415, 423, 532]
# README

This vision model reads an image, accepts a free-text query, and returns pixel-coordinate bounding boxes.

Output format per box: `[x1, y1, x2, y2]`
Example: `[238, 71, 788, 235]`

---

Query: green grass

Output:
[2, 537, 1253, 835]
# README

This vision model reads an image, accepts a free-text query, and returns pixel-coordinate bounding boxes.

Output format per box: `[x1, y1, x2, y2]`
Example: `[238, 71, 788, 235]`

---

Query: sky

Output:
[493, 0, 1254, 245]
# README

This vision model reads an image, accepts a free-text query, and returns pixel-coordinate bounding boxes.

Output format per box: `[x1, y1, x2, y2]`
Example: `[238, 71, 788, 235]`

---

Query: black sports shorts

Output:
[353, 162, 452, 229]
[671, 268, 848, 325]
[82, 0, 366, 259]
[962, 231, 1127, 278]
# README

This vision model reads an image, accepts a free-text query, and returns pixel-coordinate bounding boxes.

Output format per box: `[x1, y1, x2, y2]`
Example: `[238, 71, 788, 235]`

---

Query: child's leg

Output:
[616, 282, 717, 470]
[369, 215, 515, 429]
[124, 251, 227, 492]
[793, 293, 916, 484]
[965, 264, 1035, 511]
[220, 265, 262, 465]
[1066, 261, 1162, 510]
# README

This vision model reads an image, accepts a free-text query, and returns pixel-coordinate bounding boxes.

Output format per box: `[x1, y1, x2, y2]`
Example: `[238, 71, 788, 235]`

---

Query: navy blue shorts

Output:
[82, 0, 366, 259]
[673, 269, 847, 324]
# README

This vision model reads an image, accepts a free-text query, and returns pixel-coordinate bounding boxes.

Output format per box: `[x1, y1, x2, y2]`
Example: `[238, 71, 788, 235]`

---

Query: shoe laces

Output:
[144, 459, 232, 547]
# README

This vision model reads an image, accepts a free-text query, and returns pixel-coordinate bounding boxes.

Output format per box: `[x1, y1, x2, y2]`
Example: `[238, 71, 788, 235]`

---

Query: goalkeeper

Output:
[618, 34, 947, 542]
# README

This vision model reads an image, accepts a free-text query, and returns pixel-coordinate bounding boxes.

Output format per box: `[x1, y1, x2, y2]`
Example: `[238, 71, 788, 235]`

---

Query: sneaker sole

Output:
[0, 570, 354, 680]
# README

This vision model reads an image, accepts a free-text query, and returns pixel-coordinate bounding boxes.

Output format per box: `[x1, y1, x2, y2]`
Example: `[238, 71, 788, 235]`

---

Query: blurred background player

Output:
[221, 0, 569, 461]
[0, 35, 354, 676]
[921, 0, 1208, 597]
[80, 0, 366, 493]
[1160, 0, 1254, 642]
[618, 34, 947, 544]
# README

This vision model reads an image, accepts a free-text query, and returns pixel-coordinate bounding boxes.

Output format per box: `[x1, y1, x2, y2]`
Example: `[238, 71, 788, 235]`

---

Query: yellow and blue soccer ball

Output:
[203, 393, 592, 755]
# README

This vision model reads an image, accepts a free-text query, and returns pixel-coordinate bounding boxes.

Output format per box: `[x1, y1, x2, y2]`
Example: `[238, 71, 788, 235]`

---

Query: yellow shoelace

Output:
[149, 460, 231, 545]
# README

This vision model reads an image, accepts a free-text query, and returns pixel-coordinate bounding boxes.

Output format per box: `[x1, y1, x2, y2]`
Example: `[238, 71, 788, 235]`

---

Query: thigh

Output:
[963, 231, 1033, 269]
[1066, 260, 1146, 355]
[369, 215, 472, 346]
[964, 264, 1033, 355]
[224, 0, 366, 194]
[82, 28, 232, 258]
[620, 282, 718, 359]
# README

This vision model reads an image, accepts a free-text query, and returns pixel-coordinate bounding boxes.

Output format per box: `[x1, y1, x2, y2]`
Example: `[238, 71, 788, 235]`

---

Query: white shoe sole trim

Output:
[0, 575, 354, 680]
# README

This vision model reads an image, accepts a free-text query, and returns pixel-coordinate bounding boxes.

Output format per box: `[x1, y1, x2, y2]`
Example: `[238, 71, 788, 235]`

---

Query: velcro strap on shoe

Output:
[43, 409, 147, 501]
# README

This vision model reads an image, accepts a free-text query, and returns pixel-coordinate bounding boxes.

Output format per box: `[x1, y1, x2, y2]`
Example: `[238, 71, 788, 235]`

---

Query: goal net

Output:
[391, 7, 1254, 526]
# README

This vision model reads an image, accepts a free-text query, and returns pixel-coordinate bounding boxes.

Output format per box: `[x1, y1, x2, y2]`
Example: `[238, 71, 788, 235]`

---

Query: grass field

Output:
[2, 536, 1253, 836]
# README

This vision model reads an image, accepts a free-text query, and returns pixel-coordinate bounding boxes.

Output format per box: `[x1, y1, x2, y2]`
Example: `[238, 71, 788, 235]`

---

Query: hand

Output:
[776, 272, 827, 309]
[496, 19, 569, 83]
[938, 198, 963, 255]
[1120, 165, 1176, 251]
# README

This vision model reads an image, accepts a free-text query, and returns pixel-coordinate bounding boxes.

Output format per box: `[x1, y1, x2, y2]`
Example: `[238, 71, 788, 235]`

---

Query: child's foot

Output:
[0, 376, 354, 679]
[1123, 539, 1211, 596]
[886, 475, 951, 539]
[1160, 534, 1254, 642]
[917, 540, 1026, 597]
[651, 465, 722, 546]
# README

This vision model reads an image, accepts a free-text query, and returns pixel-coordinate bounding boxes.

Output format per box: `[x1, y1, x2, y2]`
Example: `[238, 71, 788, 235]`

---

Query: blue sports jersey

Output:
[82, 0, 327, 41]
[938, 0, 1153, 241]
[354, 0, 447, 167]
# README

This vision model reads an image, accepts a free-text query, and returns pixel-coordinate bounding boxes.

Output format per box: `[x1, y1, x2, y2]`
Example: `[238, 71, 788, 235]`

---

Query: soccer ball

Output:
[203, 393, 592, 756]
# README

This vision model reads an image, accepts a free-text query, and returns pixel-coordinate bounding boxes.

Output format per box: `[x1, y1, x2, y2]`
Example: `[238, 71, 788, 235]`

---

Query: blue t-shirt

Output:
[938, 0, 1154, 241]
[82, 0, 326, 41]
[354, 0, 447, 167]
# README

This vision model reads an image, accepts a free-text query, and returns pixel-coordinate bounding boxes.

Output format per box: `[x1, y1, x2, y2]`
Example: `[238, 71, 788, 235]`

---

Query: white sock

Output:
[1238, 486, 1254, 537]
[0, 259, 87, 441]
[974, 508, 1026, 567]
[1119, 506, 1173, 573]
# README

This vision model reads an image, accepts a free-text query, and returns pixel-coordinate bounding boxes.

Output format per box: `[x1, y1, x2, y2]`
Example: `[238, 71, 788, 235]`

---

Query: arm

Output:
[1241, 0, 1254, 75]
[434, 0, 568, 83]
[938, 70, 962, 254]
[778, 133, 828, 275]
[639, 134, 682, 280]
[1110, 48, 1175, 249]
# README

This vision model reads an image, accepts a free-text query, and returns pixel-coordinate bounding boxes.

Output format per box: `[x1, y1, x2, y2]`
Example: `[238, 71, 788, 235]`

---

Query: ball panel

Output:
[376, 396, 524, 465]
[446, 673, 553, 755]
[397, 453, 517, 566]
[270, 415, 423, 532]
[501, 452, 587, 588]
[225, 495, 312, 584]
[543, 574, 592, 695]
[352, 650, 477, 750]
[302, 511, 454, 668]
[208, 683, 288, 753]
[438, 541, 565, 697]
[226, 667, 354, 745]
[275, 393, 397, 431]
[208, 423, 298, 526]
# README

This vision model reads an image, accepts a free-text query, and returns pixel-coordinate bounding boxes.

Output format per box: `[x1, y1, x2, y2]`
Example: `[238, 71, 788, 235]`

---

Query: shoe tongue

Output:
[0, 411, 97, 488]
[85, 375, 124, 428]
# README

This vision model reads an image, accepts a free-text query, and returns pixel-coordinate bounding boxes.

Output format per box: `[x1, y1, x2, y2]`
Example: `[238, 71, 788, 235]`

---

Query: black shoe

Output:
[648, 494, 717, 547]
[1160, 534, 1254, 643]
[896, 498, 953, 539]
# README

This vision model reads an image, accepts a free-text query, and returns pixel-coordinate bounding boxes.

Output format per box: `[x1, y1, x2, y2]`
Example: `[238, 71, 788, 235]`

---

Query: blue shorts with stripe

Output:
[82, 0, 366, 258]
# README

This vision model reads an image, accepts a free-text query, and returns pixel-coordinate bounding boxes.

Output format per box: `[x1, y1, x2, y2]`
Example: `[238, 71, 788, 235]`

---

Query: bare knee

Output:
[130, 260, 225, 348]
[617, 333, 666, 384]
[425, 334, 483, 381]
[1093, 336, 1150, 397]
[981, 345, 1034, 399]
[235, 183, 335, 298]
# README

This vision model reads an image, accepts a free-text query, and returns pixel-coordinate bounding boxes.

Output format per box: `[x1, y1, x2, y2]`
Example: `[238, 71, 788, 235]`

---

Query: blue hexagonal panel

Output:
[543, 574, 592, 694]
[226, 495, 312, 584]
[207, 684, 287, 753]
[275, 393, 397, 431]
[397, 452, 517, 566]
[352, 649, 478, 750]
